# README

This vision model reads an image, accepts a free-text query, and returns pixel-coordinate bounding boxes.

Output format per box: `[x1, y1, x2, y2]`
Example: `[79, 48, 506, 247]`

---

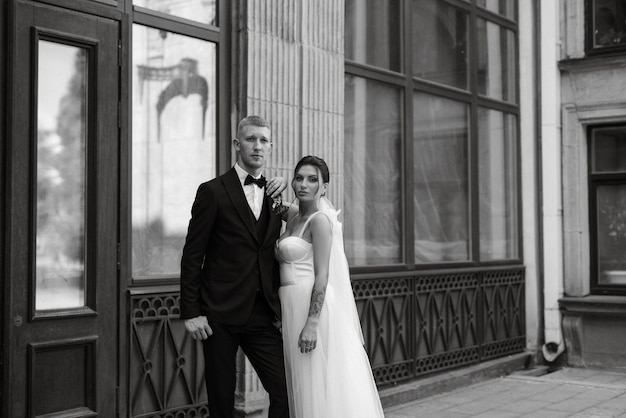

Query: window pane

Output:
[596, 185, 626, 285]
[132, 25, 217, 278]
[592, 0, 626, 48]
[477, 19, 516, 103]
[413, 93, 470, 263]
[36, 41, 87, 310]
[345, 0, 401, 72]
[344, 75, 402, 266]
[412, 0, 469, 90]
[477, 0, 517, 20]
[133, 0, 217, 26]
[478, 108, 518, 260]
[592, 126, 626, 173]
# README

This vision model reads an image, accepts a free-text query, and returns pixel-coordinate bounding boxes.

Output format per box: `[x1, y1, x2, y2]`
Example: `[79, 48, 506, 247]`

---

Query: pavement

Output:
[381, 360, 626, 417]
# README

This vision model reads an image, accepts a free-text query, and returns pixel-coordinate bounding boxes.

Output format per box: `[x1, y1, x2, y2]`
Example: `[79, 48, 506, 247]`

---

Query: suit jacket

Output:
[180, 167, 283, 325]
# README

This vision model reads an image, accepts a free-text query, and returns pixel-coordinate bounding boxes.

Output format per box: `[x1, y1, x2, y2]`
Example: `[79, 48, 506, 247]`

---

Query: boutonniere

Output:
[271, 195, 289, 216]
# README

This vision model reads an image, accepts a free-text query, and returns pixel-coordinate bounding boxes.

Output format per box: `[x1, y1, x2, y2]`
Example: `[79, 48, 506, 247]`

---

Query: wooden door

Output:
[6, 2, 119, 416]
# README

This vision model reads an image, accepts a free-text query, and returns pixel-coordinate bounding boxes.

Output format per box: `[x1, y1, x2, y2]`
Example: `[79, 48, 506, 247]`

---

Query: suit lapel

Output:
[222, 168, 259, 243]
[262, 194, 282, 246]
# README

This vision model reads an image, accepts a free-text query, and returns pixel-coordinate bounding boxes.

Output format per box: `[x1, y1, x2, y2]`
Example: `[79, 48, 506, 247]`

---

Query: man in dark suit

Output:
[180, 115, 289, 417]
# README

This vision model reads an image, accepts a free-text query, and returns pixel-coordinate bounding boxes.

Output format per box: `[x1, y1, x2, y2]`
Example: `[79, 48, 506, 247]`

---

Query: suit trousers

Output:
[202, 292, 289, 418]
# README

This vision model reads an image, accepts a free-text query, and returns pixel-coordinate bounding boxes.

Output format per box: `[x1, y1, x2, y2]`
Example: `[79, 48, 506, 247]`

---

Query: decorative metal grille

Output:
[353, 277, 413, 384]
[129, 293, 208, 418]
[354, 267, 525, 386]
[128, 267, 525, 415]
[481, 269, 526, 359]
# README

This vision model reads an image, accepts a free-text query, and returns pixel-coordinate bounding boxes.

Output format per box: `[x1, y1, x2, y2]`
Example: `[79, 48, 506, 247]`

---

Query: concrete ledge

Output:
[378, 352, 532, 408]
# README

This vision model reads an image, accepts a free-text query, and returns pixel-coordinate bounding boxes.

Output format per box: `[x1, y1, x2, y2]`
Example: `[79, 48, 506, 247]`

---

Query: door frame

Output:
[3, 1, 123, 416]
[1, 0, 8, 412]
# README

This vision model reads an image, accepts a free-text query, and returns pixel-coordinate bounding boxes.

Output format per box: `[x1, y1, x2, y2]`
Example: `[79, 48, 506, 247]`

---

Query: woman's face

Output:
[292, 164, 326, 202]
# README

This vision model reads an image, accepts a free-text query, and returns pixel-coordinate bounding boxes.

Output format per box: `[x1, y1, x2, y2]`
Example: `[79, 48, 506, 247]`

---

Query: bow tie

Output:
[244, 174, 266, 188]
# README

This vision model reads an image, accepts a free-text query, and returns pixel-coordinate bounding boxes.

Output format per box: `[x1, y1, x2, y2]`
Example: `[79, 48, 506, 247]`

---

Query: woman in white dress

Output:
[275, 156, 384, 418]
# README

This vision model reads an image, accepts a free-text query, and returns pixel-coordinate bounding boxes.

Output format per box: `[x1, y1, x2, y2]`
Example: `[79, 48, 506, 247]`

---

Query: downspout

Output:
[539, 0, 566, 362]
[533, 0, 546, 359]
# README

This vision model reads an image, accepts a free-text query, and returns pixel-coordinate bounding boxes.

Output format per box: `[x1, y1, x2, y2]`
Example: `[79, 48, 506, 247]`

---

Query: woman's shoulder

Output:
[309, 211, 333, 233]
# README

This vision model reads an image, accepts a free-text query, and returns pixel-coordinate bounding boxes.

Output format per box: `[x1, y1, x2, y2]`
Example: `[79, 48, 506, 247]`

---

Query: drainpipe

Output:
[539, 0, 566, 363]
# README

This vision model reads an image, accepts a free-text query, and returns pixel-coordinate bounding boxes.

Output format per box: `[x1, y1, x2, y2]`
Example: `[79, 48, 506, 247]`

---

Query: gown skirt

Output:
[276, 233, 384, 418]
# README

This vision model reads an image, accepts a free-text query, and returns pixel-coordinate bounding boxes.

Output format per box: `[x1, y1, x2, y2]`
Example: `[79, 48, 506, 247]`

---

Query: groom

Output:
[180, 115, 289, 417]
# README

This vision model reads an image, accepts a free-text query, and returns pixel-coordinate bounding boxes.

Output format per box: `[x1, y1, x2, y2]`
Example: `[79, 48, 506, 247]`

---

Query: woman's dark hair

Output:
[294, 155, 330, 183]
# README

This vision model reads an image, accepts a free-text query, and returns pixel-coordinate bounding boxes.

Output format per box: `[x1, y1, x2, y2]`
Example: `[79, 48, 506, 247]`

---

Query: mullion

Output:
[403, 0, 414, 267]
[468, 1, 480, 264]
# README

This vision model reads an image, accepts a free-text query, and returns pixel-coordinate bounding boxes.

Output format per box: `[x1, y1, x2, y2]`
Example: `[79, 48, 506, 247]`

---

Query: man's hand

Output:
[273, 318, 282, 333]
[266, 176, 287, 199]
[184, 316, 213, 340]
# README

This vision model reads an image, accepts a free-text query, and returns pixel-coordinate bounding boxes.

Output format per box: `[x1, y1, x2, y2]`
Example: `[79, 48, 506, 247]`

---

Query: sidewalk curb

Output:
[379, 352, 532, 409]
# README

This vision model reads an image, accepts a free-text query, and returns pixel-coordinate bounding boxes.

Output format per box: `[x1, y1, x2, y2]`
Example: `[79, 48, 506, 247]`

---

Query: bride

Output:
[274, 156, 384, 418]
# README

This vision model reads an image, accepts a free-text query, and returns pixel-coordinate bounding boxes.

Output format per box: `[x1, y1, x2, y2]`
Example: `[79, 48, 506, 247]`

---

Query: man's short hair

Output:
[237, 115, 271, 138]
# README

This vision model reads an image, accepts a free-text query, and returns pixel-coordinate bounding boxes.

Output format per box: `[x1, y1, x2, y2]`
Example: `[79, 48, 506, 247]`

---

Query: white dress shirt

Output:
[234, 163, 264, 220]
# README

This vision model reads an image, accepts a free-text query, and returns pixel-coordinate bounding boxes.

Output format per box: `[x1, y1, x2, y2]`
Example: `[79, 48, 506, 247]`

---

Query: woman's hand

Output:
[266, 176, 287, 199]
[298, 321, 318, 353]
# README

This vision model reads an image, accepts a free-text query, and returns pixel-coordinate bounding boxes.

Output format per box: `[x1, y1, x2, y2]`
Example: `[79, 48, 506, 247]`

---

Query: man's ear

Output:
[233, 138, 240, 150]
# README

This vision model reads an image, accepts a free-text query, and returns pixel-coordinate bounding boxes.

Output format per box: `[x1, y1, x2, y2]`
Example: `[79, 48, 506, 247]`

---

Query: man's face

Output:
[234, 125, 272, 173]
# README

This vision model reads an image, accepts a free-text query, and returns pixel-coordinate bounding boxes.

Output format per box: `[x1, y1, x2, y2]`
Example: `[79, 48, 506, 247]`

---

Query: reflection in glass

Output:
[344, 75, 402, 266]
[132, 25, 217, 278]
[478, 108, 518, 260]
[477, 0, 517, 20]
[412, 0, 468, 90]
[477, 19, 516, 103]
[592, 0, 626, 48]
[592, 126, 626, 172]
[597, 185, 626, 285]
[345, 0, 401, 72]
[36, 41, 87, 310]
[413, 93, 470, 263]
[133, 0, 217, 26]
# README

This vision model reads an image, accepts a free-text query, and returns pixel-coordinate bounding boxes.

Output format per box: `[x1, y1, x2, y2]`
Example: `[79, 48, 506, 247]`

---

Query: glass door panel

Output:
[36, 41, 88, 310]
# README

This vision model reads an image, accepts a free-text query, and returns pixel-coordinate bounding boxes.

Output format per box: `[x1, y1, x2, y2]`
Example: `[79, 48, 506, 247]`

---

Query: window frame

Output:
[123, 0, 231, 286]
[588, 124, 626, 295]
[344, 0, 522, 272]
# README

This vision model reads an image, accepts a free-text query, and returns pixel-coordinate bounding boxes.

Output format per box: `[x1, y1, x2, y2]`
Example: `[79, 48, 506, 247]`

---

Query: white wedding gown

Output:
[276, 210, 385, 418]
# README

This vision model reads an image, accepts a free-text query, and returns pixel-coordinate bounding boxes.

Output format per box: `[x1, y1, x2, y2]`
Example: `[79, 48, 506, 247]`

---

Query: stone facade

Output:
[558, 0, 626, 368]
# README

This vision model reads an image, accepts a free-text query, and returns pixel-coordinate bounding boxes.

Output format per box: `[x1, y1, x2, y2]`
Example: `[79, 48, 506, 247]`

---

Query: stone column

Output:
[233, 0, 345, 207]
[232, 1, 345, 416]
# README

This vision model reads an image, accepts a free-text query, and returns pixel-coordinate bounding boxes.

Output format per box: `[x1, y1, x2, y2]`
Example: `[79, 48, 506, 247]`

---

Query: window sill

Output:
[559, 54, 626, 73]
[559, 295, 626, 315]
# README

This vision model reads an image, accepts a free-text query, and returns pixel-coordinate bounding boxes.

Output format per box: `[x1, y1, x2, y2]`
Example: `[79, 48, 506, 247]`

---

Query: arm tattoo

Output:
[308, 285, 327, 318]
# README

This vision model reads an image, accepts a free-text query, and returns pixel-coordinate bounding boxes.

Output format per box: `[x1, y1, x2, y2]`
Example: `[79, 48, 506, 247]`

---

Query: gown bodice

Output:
[275, 236, 314, 286]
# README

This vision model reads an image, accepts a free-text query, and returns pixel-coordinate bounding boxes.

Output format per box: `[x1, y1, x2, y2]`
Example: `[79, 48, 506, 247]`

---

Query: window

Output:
[131, 1, 223, 280]
[589, 125, 626, 294]
[586, 0, 626, 54]
[345, 0, 520, 268]
[344, 76, 403, 266]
